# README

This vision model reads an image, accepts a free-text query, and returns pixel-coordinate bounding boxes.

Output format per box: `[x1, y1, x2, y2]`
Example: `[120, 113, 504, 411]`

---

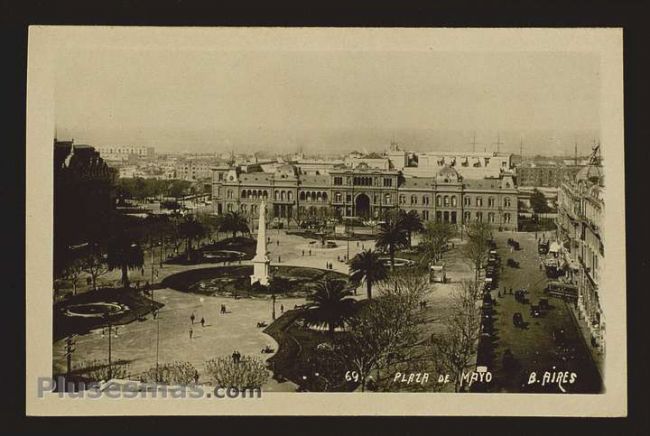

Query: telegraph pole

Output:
[492, 132, 504, 154]
[64, 335, 76, 377]
[468, 131, 478, 152]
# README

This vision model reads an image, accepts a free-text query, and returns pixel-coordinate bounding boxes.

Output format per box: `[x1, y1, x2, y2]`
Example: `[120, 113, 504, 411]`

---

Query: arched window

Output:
[488, 197, 495, 207]
[241, 190, 247, 199]
[384, 193, 392, 205]
[436, 195, 442, 207]
[504, 197, 511, 208]
[322, 192, 328, 201]
[399, 195, 406, 205]
[411, 195, 417, 205]
[335, 192, 342, 202]
[281, 191, 286, 201]
[444, 195, 449, 207]
[464, 211, 471, 223]
[422, 196, 430, 205]
[464, 196, 470, 206]
[316, 192, 322, 201]
[263, 190, 268, 198]
[451, 196, 457, 207]
[299, 192, 305, 201]
[227, 190, 233, 199]
[274, 191, 279, 201]
[288, 191, 293, 201]
[476, 196, 483, 207]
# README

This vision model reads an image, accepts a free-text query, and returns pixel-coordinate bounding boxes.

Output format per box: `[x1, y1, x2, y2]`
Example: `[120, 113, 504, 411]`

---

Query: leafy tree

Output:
[530, 189, 552, 215]
[398, 209, 424, 248]
[63, 258, 84, 296]
[106, 234, 144, 288]
[349, 249, 388, 300]
[304, 279, 357, 337]
[430, 280, 482, 392]
[420, 221, 456, 266]
[81, 245, 109, 291]
[178, 216, 207, 260]
[461, 221, 492, 287]
[204, 355, 268, 389]
[375, 213, 409, 269]
[218, 211, 250, 238]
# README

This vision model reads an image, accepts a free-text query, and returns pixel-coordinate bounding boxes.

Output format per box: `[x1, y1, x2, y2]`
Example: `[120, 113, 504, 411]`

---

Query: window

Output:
[335, 192, 342, 203]
[383, 178, 393, 187]
[384, 193, 392, 205]
[241, 190, 247, 199]
[464, 211, 471, 223]
[464, 196, 471, 206]
[288, 192, 293, 201]
[436, 211, 442, 222]
[504, 197, 511, 208]
[476, 197, 483, 207]
[443, 195, 449, 207]
[334, 176, 343, 186]
[422, 196, 430, 205]
[476, 212, 483, 222]
[274, 191, 279, 200]
[488, 197, 495, 207]
[281, 191, 286, 201]
[346, 194, 352, 202]
[451, 196, 457, 207]
[399, 195, 406, 205]
[411, 195, 417, 205]
[300, 192, 305, 201]
[422, 210, 429, 220]
[227, 203, 233, 212]
[503, 213, 511, 223]
[436, 195, 442, 207]
[488, 212, 495, 223]
[227, 190, 233, 199]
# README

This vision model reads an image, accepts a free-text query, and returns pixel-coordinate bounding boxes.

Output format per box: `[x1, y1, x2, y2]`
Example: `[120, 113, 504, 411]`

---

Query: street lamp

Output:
[101, 314, 118, 380]
[271, 294, 276, 320]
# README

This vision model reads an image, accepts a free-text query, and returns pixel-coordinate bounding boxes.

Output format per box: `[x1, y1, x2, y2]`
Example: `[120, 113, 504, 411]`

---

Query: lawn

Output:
[165, 236, 256, 265]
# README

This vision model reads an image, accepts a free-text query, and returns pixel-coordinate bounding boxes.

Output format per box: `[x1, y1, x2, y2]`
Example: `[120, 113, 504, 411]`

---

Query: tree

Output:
[379, 266, 431, 311]
[375, 213, 409, 269]
[63, 258, 83, 296]
[419, 221, 456, 266]
[398, 209, 424, 249]
[81, 245, 109, 291]
[349, 249, 388, 300]
[328, 295, 419, 392]
[106, 234, 144, 289]
[530, 189, 551, 215]
[178, 216, 207, 260]
[430, 280, 481, 392]
[204, 355, 268, 389]
[304, 278, 357, 337]
[461, 221, 492, 287]
[218, 211, 250, 239]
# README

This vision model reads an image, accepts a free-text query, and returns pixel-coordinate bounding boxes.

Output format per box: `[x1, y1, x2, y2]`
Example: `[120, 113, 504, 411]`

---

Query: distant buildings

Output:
[174, 157, 217, 181]
[97, 146, 155, 162]
[516, 162, 583, 188]
[557, 146, 605, 352]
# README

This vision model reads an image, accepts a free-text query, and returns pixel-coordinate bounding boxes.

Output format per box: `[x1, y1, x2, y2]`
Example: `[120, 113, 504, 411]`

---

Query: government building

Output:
[211, 158, 519, 231]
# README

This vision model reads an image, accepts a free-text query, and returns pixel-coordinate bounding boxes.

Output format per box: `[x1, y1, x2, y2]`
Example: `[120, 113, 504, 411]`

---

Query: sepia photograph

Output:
[25, 26, 627, 416]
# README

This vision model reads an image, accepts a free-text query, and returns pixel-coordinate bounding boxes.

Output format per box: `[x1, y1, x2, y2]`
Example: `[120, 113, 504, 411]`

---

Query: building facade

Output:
[557, 147, 605, 352]
[516, 163, 582, 188]
[212, 163, 518, 230]
[97, 146, 155, 161]
[175, 158, 217, 181]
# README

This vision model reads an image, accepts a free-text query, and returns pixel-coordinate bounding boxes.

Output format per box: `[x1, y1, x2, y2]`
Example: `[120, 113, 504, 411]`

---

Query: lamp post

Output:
[64, 335, 76, 377]
[102, 314, 118, 380]
[271, 294, 276, 321]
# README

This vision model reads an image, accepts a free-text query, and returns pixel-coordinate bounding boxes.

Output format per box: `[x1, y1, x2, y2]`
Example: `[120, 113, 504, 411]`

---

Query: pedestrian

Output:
[189, 328, 193, 339]
[280, 304, 284, 313]
[278, 255, 281, 263]
[302, 250, 305, 256]
[190, 312, 195, 324]
[309, 249, 312, 256]
[232, 351, 238, 363]
[193, 370, 199, 384]
[277, 240, 279, 246]
[200, 317, 205, 327]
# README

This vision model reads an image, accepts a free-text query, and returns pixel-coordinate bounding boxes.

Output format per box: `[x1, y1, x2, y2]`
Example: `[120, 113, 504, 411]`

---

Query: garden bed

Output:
[165, 236, 256, 265]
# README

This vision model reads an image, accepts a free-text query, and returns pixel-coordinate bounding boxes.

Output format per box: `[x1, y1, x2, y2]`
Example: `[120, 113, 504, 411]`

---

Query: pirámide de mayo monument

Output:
[250, 200, 271, 286]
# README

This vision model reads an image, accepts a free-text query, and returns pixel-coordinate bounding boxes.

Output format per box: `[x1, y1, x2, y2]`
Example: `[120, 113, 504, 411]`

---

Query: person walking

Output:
[189, 328, 193, 339]
[280, 304, 284, 313]
[190, 313, 195, 324]
[200, 317, 205, 327]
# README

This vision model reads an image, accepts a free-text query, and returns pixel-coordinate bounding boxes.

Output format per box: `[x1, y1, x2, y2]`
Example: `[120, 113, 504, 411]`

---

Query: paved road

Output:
[482, 231, 602, 393]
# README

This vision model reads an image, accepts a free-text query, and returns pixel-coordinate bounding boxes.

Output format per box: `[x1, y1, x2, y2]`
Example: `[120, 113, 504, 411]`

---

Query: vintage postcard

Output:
[26, 26, 626, 416]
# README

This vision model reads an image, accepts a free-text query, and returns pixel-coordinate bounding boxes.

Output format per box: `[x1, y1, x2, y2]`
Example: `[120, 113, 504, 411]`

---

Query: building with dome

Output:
[212, 160, 519, 230]
[557, 145, 605, 355]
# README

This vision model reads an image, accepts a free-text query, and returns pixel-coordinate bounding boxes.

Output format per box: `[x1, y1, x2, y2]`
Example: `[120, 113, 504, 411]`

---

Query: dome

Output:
[576, 165, 604, 186]
[436, 165, 461, 183]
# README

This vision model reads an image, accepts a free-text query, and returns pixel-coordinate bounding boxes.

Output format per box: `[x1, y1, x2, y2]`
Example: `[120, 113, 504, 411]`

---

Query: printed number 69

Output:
[345, 371, 359, 382]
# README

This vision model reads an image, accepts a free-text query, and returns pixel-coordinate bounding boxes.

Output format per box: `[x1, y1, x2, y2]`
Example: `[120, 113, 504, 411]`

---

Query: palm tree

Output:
[304, 279, 357, 338]
[398, 209, 424, 249]
[106, 234, 144, 289]
[349, 249, 388, 300]
[218, 211, 250, 239]
[178, 216, 207, 260]
[375, 215, 409, 269]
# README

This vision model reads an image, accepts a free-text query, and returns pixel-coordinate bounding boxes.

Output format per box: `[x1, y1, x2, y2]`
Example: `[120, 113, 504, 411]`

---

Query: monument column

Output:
[250, 199, 271, 286]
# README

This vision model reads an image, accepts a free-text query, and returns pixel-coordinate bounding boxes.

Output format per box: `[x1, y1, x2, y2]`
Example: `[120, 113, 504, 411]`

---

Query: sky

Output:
[55, 46, 601, 156]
